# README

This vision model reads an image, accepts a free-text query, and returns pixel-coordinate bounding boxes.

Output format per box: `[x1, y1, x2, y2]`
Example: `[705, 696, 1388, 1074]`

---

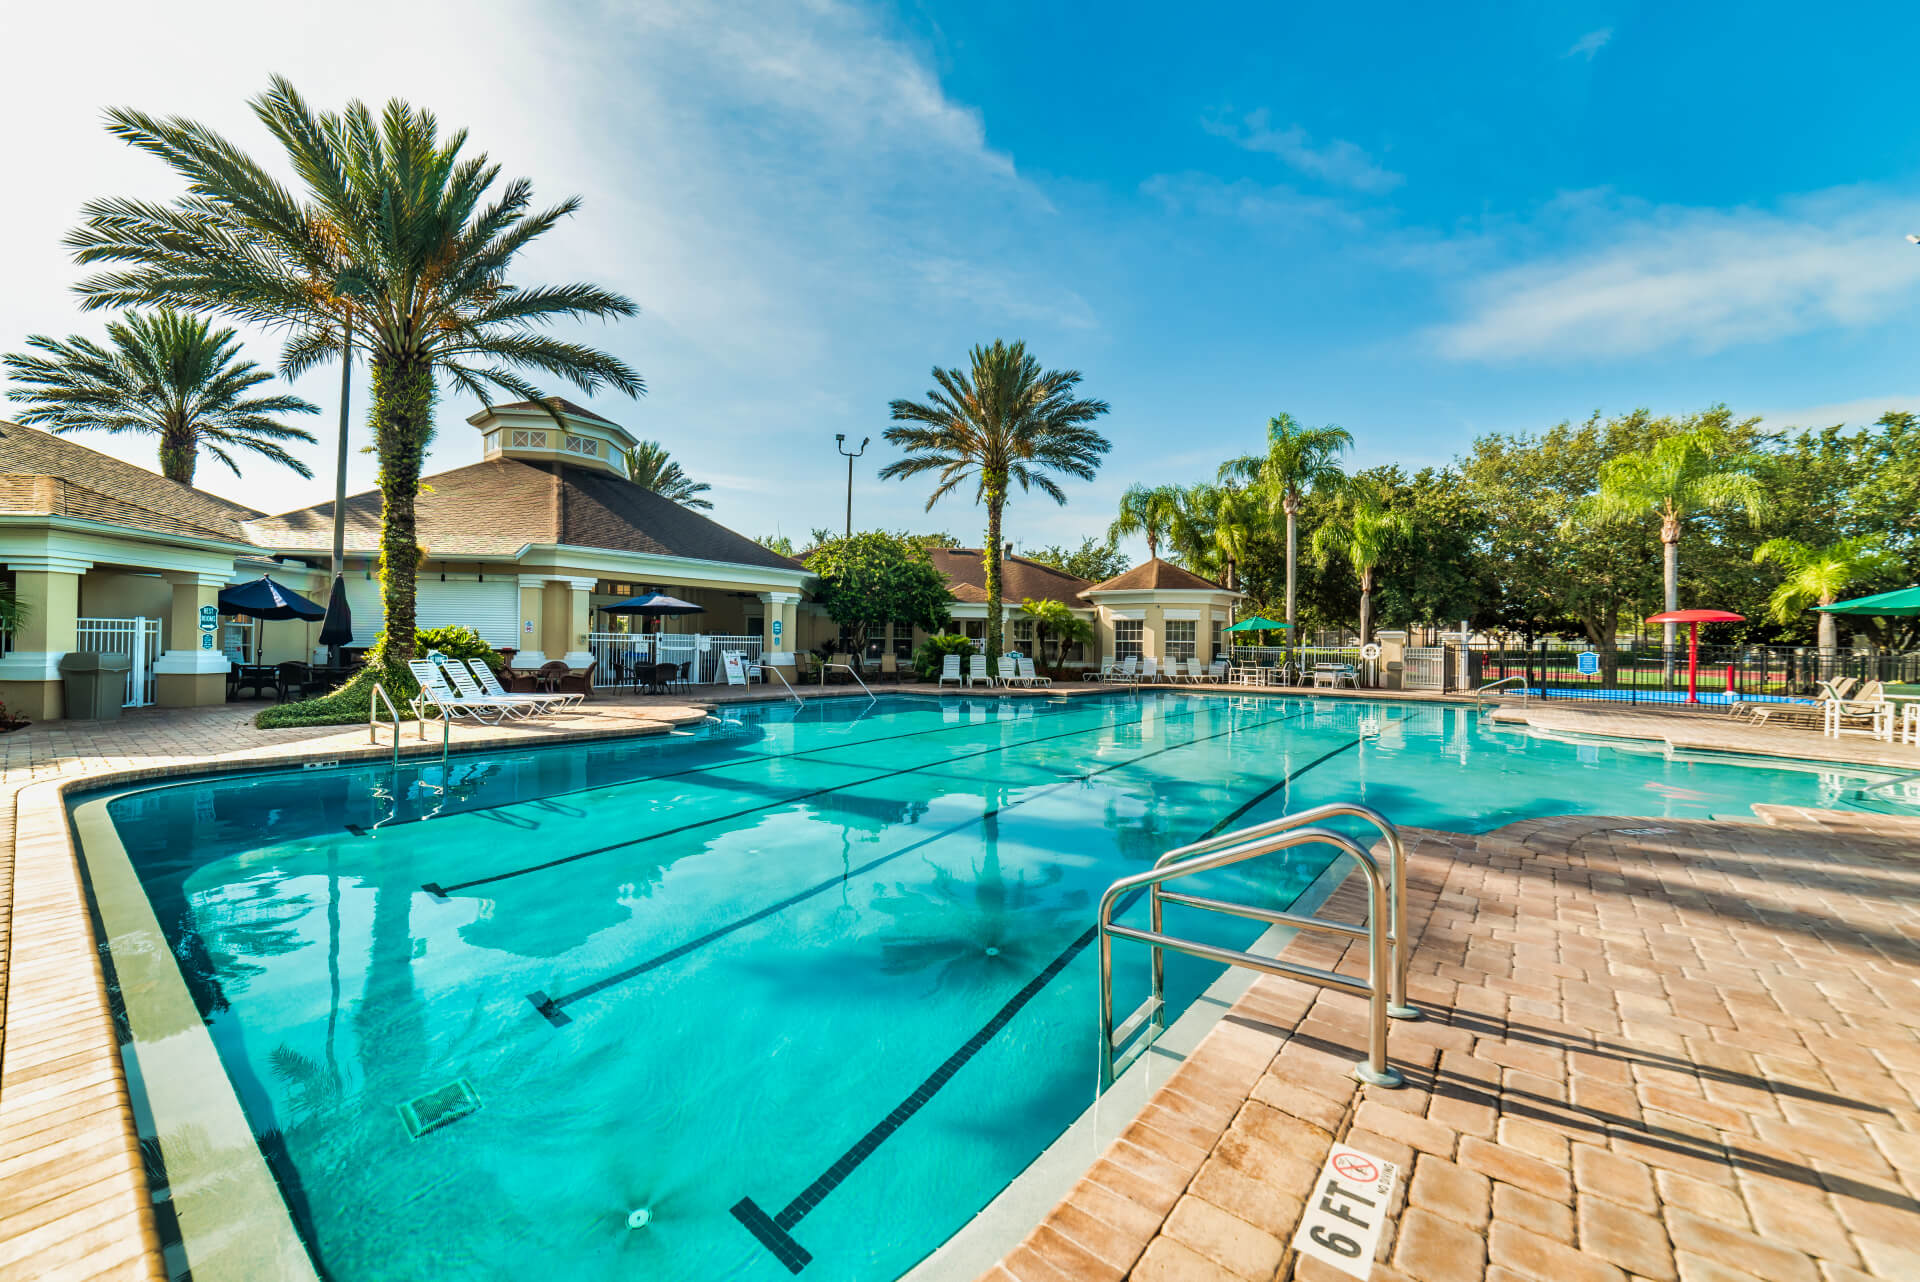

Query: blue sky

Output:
[4, 1, 1918, 561]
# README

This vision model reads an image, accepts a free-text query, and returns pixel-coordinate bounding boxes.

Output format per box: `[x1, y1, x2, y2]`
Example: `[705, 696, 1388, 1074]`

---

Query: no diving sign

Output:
[1292, 1142, 1399, 1278]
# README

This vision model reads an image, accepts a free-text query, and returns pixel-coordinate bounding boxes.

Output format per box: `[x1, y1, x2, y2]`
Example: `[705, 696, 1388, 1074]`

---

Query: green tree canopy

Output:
[803, 531, 953, 655]
[1025, 536, 1131, 584]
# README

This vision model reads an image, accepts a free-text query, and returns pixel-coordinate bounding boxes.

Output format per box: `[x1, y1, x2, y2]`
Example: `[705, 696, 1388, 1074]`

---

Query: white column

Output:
[514, 573, 550, 668]
[152, 572, 233, 676]
[559, 576, 598, 668]
[758, 591, 800, 661]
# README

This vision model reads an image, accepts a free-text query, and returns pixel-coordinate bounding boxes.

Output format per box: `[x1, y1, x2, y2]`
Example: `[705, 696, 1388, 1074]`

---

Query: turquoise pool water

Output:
[80, 692, 1914, 1281]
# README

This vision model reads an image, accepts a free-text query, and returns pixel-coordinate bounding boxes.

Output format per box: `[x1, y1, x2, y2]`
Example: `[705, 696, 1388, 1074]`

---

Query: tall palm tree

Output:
[1220, 413, 1352, 632]
[1752, 536, 1898, 653]
[66, 78, 642, 673]
[882, 340, 1111, 663]
[1167, 483, 1256, 591]
[621, 441, 712, 510]
[1309, 479, 1411, 644]
[1584, 428, 1770, 651]
[1108, 482, 1180, 559]
[4, 310, 318, 485]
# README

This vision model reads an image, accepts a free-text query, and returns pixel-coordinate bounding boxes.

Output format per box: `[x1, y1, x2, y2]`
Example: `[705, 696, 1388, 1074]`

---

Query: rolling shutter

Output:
[340, 576, 518, 647]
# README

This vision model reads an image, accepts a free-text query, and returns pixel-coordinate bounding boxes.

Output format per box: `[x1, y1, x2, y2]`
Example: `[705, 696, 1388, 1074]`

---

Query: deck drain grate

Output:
[397, 1078, 481, 1139]
[1614, 827, 1677, 835]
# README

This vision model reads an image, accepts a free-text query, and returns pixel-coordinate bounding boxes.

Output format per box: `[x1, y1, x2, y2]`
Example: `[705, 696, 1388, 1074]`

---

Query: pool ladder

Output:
[1096, 801, 1418, 1092]
[1473, 674, 1529, 712]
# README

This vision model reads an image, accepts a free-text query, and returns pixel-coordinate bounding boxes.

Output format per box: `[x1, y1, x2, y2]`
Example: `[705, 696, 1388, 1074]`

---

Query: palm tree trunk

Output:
[1817, 598, 1837, 654]
[1283, 492, 1299, 628]
[370, 355, 435, 666]
[1661, 521, 1680, 653]
[1358, 565, 1373, 646]
[983, 480, 1005, 665]
[158, 418, 196, 484]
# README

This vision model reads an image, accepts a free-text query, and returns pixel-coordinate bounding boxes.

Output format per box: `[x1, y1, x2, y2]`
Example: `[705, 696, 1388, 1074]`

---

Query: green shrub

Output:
[913, 633, 977, 681]
[413, 625, 503, 671]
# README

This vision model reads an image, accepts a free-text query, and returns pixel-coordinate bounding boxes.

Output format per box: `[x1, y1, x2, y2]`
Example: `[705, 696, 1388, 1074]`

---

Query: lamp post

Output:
[835, 433, 869, 537]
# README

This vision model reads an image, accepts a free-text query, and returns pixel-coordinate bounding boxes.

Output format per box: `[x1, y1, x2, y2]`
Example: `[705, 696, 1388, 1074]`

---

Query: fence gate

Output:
[75, 616, 161, 707]
[1402, 646, 1446, 691]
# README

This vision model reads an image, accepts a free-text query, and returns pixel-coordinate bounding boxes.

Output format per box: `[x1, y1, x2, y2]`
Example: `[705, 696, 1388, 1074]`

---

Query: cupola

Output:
[466, 398, 637, 477]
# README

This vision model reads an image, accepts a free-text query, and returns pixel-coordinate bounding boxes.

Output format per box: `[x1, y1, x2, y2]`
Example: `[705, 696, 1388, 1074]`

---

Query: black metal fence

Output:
[1470, 644, 1920, 707]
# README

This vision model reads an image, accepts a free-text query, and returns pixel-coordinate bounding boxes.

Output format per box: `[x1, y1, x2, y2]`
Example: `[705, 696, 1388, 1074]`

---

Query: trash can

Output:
[58, 652, 133, 721]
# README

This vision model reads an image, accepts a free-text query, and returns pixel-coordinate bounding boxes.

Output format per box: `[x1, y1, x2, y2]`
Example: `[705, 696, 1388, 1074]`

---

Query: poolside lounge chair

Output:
[1100, 656, 1139, 684]
[968, 654, 993, 687]
[1139, 657, 1160, 684]
[938, 654, 964, 688]
[998, 654, 1025, 687]
[1018, 655, 1051, 688]
[1748, 679, 1871, 730]
[1207, 659, 1231, 683]
[466, 658, 582, 712]
[1085, 660, 1119, 682]
[1184, 658, 1213, 684]
[408, 659, 528, 725]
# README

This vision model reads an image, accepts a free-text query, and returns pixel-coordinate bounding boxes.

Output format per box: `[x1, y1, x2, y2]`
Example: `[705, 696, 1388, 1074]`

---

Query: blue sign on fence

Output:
[1576, 651, 1600, 676]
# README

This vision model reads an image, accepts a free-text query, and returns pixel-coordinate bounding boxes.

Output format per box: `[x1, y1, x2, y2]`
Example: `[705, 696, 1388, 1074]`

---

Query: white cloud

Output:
[1426, 190, 1920, 362]
[1565, 28, 1613, 60]
[1752, 393, 1920, 431]
[1202, 109, 1402, 194]
[0, 0, 1089, 536]
[1139, 172, 1366, 231]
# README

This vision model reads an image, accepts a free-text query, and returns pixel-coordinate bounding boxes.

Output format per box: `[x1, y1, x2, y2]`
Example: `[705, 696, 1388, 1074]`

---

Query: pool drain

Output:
[627, 1207, 653, 1230]
[985, 946, 1000, 957]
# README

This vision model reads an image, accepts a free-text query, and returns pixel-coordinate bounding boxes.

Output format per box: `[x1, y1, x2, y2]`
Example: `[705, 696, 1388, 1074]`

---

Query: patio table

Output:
[1231, 665, 1272, 687]
[229, 664, 278, 700]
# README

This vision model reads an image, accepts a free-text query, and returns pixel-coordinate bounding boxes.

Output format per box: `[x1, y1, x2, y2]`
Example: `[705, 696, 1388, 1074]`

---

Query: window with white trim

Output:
[1165, 619, 1197, 662]
[1011, 618, 1034, 650]
[509, 429, 550, 449]
[564, 433, 600, 457]
[1211, 618, 1224, 659]
[1114, 618, 1143, 659]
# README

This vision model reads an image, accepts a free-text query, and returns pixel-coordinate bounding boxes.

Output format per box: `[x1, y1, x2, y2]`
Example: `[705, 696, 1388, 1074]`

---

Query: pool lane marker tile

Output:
[397, 1078, 482, 1139]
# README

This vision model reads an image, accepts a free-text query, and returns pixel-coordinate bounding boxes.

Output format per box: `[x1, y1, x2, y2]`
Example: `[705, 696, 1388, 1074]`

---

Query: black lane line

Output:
[1203, 734, 1367, 838]
[730, 710, 1365, 1272]
[425, 702, 1240, 898]
[525, 704, 1315, 1025]
[368, 698, 1125, 836]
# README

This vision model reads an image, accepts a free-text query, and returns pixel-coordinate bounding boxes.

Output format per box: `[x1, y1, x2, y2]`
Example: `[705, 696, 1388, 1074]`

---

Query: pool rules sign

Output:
[1292, 1143, 1399, 1278]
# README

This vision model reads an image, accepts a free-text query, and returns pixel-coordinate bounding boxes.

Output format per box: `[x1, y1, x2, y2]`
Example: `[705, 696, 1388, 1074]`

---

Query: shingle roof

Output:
[247, 456, 803, 571]
[465, 397, 620, 427]
[0, 421, 261, 543]
[1082, 558, 1228, 594]
[926, 547, 1093, 608]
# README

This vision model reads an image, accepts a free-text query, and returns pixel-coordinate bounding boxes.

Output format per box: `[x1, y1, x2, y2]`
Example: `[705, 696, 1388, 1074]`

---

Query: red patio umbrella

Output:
[1645, 608, 1744, 704]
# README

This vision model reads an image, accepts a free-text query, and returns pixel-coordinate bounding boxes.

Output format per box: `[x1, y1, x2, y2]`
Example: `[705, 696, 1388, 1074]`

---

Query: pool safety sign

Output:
[1292, 1143, 1398, 1279]
[1577, 651, 1600, 676]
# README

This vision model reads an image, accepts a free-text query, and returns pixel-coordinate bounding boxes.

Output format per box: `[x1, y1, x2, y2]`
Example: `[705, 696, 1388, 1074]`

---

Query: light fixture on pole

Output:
[835, 433, 869, 537]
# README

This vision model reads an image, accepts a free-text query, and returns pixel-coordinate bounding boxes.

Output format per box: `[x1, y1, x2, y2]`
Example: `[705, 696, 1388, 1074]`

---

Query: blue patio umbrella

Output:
[601, 591, 706, 628]
[218, 575, 326, 621]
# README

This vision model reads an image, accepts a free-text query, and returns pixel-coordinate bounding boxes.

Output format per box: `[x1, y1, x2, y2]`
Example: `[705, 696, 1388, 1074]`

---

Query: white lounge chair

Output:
[408, 659, 527, 725]
[1084, 660, 1119, 682]
[1101, 656, 1139, 684]
[968, 654, 993, 687]
[1208, 659, 1230, 684]
[1019, 655, 1051, 687]
[938, 654, 964, 688]
[1183, 658, 1211, 684]
[464, 657, 581, 713]
[998, 654, 1025, 687]
[1140, 657, 1161, 683]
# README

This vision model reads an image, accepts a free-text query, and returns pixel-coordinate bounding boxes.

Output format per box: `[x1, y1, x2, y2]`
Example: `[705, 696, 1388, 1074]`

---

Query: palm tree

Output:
[1752, 536, 1898, 653]
[1309, 480, 1411, 644]
[881, 340, 1111, 664]
[66, 77, 642, 673]
[4, 310, 318, 485]
[1168, 483, 1257, 591]
[1108, 483, 1180, 559]
[621, 441, 712, 510]
[1220, 413, 1352, 632]
[1584, 428, 1770, 652]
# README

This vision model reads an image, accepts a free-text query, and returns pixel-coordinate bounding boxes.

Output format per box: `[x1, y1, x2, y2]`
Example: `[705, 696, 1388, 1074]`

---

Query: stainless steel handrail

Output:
[823, 662, 876, 704]
[369, 682, 402, 768]
[1153, 801, 1419, 1021]
[1098, 824, 1404, 1091]
[1474, 674, 1528, 710]
[1861, 769, 1920, 796]
[758, 662, 803, 705]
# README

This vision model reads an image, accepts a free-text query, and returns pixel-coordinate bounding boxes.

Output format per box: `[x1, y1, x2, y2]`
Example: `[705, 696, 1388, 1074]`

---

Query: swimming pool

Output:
[73, 692, 1916, 1281]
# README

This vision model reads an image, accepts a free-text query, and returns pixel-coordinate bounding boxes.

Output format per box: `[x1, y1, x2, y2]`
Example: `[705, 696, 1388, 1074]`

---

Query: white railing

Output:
[1402, 646, 1446, 690]
[75, 616, 161, 707]
[585, 632, 764, 686]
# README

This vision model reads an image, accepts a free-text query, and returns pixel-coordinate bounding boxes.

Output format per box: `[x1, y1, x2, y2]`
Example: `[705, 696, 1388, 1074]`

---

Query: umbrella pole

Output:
[1687, 623, 1699, 704]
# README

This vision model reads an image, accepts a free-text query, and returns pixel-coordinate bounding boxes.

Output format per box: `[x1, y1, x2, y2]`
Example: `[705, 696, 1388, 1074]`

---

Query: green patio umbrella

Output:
[1814, 585, 1920, 616]
[1225, 616, 1290, 632]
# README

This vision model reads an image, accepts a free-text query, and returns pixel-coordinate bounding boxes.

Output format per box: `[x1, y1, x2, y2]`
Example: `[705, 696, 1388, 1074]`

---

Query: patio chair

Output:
[445, 658, 564, 717]
[998, 654, 1025, 687]
[1313, 663, 1358, 689]
[967, 654, 993, 687]
[938, 654, 964, 688]
[1100, 656, 1139, 684]
[407, 659, 527, 725]
[274, 661, 313, 702]
[1184, 658, 1212, 684]
[1733, 676, 1854, 723]
[1139, 657, 1160, 683]
[1084, 659, 1119, 682]
[1826, 681, 1889, 736]
[1018, 655, 1051, 687]
[466, 658, 581, 712]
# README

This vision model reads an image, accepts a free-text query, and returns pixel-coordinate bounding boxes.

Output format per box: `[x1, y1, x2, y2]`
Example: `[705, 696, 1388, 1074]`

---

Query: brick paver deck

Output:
[985, 807, 1920, 1282]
